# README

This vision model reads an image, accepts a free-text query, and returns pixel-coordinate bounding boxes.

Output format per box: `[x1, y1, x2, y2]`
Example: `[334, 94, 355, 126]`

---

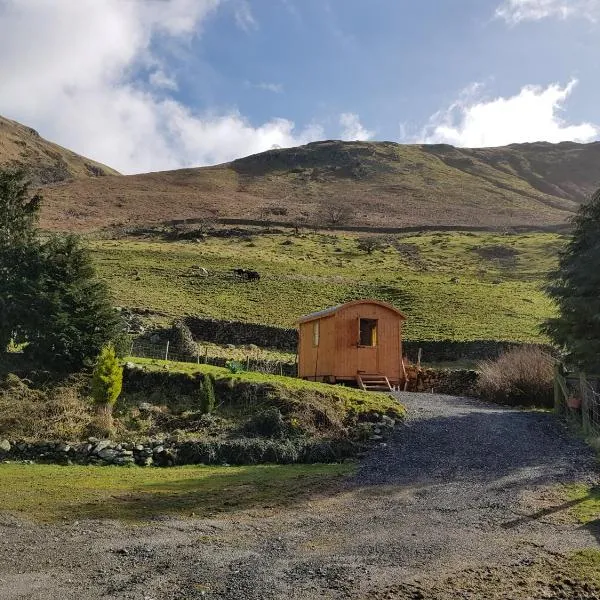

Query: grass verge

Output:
[0, 462, 354, 523]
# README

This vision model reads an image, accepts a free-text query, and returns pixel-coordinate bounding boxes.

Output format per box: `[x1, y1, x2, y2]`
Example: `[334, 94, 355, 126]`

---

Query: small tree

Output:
[544, 188, 600, 371]
[321, 204, 354, 228]
[91, 344, 123, 434]
[357, 236, 386, 254]
[199, 374, 216, 414]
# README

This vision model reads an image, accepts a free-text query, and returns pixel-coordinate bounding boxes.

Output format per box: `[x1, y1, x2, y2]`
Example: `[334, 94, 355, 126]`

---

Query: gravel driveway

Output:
[1, 393, 599, 599]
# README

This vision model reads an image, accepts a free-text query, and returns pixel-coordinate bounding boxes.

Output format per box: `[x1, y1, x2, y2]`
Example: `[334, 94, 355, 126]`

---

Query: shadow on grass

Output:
[44, 464, 353, 523]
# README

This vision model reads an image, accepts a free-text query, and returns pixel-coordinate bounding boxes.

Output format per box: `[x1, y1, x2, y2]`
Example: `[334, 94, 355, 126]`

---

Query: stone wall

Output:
[0, 437, 361, 467]
[404, 368, 480, 396]
[184, 317, 297, 353]
[183, 316, 551, 364]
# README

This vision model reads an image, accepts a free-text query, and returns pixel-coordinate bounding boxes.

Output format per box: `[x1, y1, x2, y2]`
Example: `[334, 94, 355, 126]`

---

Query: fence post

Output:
[197, 347, 200, 365]
[554, 363, 562, 414]
[165, 340, 170, 362]
[205, 346, 208, 364]
[581, 372, 590, 435]
[129, 339, 135, 357]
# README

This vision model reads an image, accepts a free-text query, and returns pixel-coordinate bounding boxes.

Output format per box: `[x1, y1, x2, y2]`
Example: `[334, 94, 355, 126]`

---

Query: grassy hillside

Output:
[0, 115, 119, 185]
[91, 229, 562, 342]
[38, 139, 600, 232]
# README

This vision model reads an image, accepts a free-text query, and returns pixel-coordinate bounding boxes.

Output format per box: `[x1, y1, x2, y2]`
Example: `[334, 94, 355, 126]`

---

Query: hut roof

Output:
[298, 299, 407, 324]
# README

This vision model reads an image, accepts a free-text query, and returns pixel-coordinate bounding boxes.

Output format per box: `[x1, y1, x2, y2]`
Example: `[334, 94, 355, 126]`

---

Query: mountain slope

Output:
[0, 115, 119, 185]
[36, 139, 600, 231]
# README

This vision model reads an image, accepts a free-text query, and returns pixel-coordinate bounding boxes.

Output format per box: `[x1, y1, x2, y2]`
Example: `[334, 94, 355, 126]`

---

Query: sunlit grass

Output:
[91, 230, 563, 341]
[0, 462, 355, 522]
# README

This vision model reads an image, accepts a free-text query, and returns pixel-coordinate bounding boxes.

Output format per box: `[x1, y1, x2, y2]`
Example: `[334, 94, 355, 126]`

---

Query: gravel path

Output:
[1, 393, 599, 599]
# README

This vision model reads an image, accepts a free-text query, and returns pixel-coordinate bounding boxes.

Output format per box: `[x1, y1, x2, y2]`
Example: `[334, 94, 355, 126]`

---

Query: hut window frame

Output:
[312, 320, 320, 347]
[358, 318, 378, 347]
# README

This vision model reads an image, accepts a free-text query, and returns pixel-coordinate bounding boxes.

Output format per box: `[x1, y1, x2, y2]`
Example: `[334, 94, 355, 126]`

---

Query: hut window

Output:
[359, 319, 378, 347]
[312, 321, 320, 347]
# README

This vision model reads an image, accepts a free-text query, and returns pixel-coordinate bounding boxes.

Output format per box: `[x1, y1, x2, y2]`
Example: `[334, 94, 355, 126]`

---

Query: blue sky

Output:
[0, 0, 597, 173]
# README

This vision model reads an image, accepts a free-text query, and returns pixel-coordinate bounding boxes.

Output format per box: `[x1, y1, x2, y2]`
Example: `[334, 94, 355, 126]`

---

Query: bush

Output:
[91, 345, 123, 408]
[199, 374, 216, 414]
[243, 407, 287, 438]
[476, 346, 555, 407]
[91, 345, 123, 436]
[169, 320, 197, 357]
[0, 375, 92, 440]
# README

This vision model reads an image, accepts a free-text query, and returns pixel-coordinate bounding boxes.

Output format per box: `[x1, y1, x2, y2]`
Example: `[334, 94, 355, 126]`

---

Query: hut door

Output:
[357, 318, 379, 374]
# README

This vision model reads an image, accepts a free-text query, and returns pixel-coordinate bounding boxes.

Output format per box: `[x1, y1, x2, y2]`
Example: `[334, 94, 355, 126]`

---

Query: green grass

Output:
[565, 483, 600, 524]
[92, 230, 562, 342]
[0, 462, 354, 522]
[128, 357, 406, 420]
[566, 549, 600, 585]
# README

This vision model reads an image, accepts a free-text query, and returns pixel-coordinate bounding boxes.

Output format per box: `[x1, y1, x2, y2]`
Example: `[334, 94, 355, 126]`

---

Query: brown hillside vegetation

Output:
[0, 115, 119, 185]
[39, 139, 600, 232]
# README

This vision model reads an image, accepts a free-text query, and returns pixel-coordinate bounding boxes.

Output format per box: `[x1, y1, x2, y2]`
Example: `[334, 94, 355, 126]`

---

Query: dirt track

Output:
[1, 393, 599, 599]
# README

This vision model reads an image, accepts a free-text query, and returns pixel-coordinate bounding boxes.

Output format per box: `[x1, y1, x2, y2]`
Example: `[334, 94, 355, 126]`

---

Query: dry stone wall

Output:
[184, 316, 551, 363]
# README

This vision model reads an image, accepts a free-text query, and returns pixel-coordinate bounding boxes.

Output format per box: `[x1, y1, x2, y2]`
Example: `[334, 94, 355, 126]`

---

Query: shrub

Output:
[199, 374, 216, 414]
[226, 360, 244, 374]
[0, 375, 92, 440]
[169, 320, 197, 358]
[243, 407, 287, 438]
[476, 346, 554, 407]
[91, 345, 123, 435]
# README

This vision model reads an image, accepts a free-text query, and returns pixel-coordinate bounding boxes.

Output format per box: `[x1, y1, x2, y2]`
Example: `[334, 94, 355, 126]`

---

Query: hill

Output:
[36, 138, 600, 232]
[91, 230, 560, 342]
[0, 115, 119, 185]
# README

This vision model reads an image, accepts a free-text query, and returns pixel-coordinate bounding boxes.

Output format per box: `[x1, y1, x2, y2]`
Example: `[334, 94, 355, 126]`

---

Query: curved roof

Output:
[298, 299, 406, 323]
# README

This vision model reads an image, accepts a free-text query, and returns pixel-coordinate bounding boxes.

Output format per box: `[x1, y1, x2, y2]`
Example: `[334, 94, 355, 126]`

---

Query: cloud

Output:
[233, 0, 258, 32]
[496, 0, 600, 23]
[0, 0, 320, 174]
[339, 113, 375, 141]
[253, 82, 285, 94]
[420, 80, 599, 147]
[149, 69, 179, 90]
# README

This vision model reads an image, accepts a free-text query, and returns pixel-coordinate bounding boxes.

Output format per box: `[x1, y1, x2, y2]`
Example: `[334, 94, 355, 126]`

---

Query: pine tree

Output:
[0, 170, 42, 351]
[200, 374, 216, 414]
[91, 344, 123, 434]
[544, 188, 600, 371]
[25, 235, 120, 370]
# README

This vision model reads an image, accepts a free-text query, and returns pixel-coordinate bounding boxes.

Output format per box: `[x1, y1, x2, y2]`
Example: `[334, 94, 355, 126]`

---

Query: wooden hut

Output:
[297, 300, 407, 391]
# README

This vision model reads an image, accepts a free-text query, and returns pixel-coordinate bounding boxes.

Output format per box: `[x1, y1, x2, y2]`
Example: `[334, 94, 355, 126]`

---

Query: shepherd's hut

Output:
[297, 300, 406, 391]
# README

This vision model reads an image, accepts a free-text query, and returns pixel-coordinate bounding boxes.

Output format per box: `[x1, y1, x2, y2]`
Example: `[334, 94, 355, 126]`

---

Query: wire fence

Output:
[555, 368, 600, 438]
[129, 339, 298, 378]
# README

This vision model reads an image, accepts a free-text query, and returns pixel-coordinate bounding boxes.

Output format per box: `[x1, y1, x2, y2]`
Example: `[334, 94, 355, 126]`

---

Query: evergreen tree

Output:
[544, 188, 600, 371]
[0, 170, 42, 351]
[25, 235, 120, 370]
[200, 374, 216, 414]
[91, 344, 123, 433]
[91, 344, 123, 407]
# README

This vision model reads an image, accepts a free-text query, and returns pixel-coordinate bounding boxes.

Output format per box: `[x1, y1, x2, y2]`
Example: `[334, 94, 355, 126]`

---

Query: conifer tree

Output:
[0, 170, 42, 351]
[544, 188, 600, 371]
[91, 344, 123, 432]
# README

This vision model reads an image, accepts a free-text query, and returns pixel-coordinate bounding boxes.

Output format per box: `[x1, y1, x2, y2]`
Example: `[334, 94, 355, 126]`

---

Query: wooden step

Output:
[356, 373, 393, 392]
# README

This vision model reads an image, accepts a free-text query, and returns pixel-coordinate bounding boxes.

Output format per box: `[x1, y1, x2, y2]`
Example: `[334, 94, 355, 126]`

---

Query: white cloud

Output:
[496, 0, 600, 23]
[254, 82, 285, 93]
[420, 80, 599, 147]
[149, 69, 179, 91]
[0, 0, 320, 174]
[339, 113, 375, 141]
[234, 0, 258, 32]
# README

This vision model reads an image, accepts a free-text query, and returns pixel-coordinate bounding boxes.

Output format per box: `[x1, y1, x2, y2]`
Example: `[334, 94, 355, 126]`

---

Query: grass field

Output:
[0, 462, 354, 522]
[91, 230, 563, 342]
